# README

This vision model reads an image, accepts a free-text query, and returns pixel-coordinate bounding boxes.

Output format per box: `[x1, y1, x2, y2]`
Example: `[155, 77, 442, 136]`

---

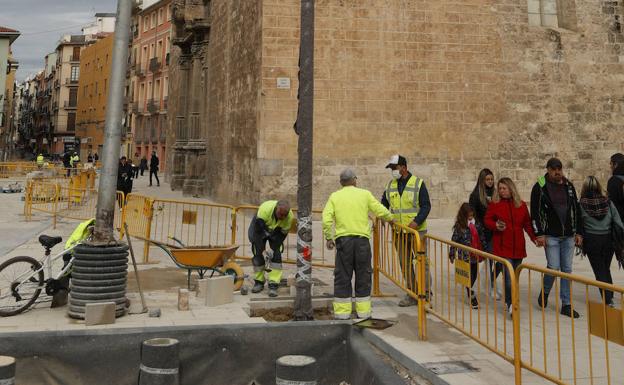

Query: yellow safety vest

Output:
[257, 200, 294, 233]
[70, 155, 79, 166]
[65, 218, 95, 249]
[36, 155, 44, 165]
[385, 175, 427, 231]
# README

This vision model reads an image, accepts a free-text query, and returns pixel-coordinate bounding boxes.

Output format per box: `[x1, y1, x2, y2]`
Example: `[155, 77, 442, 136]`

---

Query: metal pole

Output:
[293, 0, 314, 321]
[93, 0, 132, 243]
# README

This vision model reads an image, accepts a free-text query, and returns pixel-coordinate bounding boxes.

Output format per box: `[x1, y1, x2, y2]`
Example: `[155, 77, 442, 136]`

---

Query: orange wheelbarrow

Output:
[152, 237, 245, 291]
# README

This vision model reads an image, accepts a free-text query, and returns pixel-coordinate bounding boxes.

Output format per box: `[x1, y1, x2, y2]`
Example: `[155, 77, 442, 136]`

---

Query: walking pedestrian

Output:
[449, 203, 488, 309]
[133, 153, 140, 179]
[322, 169, 394, 319]
[140, 155, 148, 176]
[248, 200, 294, 297]
[469, 168, 502, 299]
[531, 158, 582, 318]
[381, 154, 432, 307]
[579, 176, 624, 307]
[117, 156, 133, 206]
[63, 151, 71, 177]
[149, 151, 160, 186]
[485, 177, 537, 316]
[608, 153, 624, 268]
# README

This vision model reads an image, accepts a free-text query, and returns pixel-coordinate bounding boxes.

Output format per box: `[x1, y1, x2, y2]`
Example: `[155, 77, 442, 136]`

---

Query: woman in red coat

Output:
[484, 177, 538, 314]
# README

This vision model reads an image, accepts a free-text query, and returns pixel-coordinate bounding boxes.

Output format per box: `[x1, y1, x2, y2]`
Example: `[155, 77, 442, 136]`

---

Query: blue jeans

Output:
[542, 236, 575, 306]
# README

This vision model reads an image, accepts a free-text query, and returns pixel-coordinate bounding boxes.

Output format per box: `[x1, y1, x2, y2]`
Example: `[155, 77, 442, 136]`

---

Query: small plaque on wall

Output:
[276, 77, 291, 89]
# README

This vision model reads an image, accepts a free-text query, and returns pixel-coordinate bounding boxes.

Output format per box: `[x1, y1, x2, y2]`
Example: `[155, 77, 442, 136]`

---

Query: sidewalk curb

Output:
[359, 328, 450, 385]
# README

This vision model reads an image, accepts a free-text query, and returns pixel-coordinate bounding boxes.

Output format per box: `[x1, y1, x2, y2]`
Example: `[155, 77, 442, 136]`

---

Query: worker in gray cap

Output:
[322, 168, 394, 319]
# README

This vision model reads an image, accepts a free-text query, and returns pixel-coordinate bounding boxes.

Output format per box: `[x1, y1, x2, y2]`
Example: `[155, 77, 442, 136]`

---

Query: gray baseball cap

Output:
[339, 168, 357, 182]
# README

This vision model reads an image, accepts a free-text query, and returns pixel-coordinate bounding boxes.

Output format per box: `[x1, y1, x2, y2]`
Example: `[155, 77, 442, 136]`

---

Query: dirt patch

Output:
[251, 306, 334, 322]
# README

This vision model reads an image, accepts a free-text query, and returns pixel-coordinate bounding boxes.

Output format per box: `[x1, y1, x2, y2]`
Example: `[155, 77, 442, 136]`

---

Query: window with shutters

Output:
[527, 0, 577, 30]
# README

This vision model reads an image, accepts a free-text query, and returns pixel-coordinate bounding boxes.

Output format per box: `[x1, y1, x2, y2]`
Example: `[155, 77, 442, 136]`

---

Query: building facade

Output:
[168, 0, 624, 216]
[0, 26, 20, 160]
[76, 34, 114, 160]
[127, 0, 172, 170]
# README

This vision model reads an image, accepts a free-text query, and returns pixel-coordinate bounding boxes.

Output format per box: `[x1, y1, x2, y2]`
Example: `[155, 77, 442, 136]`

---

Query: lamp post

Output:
[293, 0, 315, 321]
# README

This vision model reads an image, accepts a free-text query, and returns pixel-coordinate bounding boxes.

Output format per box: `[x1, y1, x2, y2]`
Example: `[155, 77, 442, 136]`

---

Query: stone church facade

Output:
[168, 0, 624, 216]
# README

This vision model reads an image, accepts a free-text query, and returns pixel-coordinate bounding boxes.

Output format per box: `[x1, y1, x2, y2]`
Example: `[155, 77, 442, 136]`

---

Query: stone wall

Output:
[169, 0, 624, 217]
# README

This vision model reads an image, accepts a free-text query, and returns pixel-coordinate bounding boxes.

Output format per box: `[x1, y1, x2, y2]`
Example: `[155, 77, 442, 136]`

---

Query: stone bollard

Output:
[178, 288, 189, 311]
[276, 355, 318, 385]
[138, 338, 180, 385]
[0, 356, 16, 385]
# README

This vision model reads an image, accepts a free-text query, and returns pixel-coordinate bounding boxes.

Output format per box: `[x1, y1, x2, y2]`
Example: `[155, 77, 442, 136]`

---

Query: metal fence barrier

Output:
[516, 264, 624, 385]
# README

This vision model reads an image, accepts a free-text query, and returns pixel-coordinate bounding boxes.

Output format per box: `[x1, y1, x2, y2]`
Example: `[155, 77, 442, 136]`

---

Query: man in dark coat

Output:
[117, 156, 133, 206]
[149, 151, 160, 187]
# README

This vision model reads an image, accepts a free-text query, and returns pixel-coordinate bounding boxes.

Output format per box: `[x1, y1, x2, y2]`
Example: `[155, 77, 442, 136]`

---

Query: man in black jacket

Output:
[117, 156, 133, 206]
[530, 158, 582, 318]
[149, 151, 160, 187]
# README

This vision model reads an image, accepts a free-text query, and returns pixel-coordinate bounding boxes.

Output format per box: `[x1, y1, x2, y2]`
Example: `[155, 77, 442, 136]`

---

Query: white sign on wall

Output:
[276, 77, 291, 89]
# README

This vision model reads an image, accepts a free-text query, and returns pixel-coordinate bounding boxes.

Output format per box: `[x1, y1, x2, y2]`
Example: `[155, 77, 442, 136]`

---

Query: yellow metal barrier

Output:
[424, 234, 522, 384]
[233, 206, 334, 268]
[0, 162, 55, 178]
[516, 263, 624, 385]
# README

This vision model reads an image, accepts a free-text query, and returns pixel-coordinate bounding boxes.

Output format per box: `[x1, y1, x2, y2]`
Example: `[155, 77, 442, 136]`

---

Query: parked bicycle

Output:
[0, 235, 81, 316]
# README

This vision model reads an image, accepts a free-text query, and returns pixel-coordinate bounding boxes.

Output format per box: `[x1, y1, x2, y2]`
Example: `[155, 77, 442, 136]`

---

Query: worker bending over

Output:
[248, 200, 294, 297]
[322, 169, 394, 320]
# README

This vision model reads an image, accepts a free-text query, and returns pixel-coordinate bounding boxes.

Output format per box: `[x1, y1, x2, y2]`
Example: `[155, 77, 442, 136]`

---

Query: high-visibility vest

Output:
[385, 175, 427, 231]
[65, 218, 95, 249]
[257, 200, 294, 233]
[36, 155, 44, 165]
[70, 155, 79, 167]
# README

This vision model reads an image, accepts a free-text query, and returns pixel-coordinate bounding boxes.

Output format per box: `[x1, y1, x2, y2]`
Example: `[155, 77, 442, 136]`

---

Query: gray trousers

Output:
[334, 236, 372, 298]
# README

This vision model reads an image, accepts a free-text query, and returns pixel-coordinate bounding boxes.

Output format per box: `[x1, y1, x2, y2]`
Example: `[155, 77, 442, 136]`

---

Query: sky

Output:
[0, 0, 118, 82]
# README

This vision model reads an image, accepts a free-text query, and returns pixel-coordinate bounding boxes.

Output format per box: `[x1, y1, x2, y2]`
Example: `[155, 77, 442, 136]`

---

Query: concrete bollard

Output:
[178, 288, 189, 311]
[276, 355, 318, 385]
[138, 338, 180, 385]
[0, 356, 16, 385]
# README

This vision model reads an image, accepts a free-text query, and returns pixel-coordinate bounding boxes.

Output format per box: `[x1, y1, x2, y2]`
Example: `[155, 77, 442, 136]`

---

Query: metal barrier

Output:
[373, 219, 427, 339]
[516, 264, 624, 385]
[423, 234, 522, 383]
[0, 162, 53, 178]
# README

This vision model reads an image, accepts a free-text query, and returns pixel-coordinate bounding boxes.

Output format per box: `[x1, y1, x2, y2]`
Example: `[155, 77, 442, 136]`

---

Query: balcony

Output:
[64, 100, 77, 109]
[149, 57, 161, 73]
[162, 96, 168, 112]
[159, 127, 166, 142]
[147, 99, 157, 114]
[70, 53, 80, 62]
[130, 102, 138, 113]
[137, 103, 145, 114]
[135, 66, 145, 77]
[65, 78, 79, 86]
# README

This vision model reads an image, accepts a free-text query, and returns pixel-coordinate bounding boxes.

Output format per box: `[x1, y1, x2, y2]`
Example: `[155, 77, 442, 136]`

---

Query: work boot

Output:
[251, 281, 265, 293]
[268, 283, 279, 298]
[537, 290, 548, 309]
[560, 305, 580, 319]
[398, 294, 417, 307]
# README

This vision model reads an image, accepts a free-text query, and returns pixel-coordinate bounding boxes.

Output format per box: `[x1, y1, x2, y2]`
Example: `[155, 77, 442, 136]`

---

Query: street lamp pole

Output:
[93, 0, 132, 243]
[293, 0, 314, 321]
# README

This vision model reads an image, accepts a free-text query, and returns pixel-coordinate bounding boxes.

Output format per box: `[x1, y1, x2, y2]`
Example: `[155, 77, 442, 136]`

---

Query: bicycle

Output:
[0, 234, 80, 317]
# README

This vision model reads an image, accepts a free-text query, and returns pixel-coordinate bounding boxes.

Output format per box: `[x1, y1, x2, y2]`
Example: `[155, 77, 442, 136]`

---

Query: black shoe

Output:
[251, 281, 264, 293]
[560, 305, 580, 318]
[268, 283, 278, 298]
[470, 296, 479, 309]
[537, 291, 548, 308]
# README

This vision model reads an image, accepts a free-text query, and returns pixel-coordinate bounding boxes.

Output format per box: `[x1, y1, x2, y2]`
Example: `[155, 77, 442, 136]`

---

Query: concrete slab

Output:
[85, 302, 116, 326]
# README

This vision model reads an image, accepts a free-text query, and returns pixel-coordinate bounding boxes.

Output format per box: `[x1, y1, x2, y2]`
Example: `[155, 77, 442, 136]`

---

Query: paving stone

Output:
[85, 302, 116, 326]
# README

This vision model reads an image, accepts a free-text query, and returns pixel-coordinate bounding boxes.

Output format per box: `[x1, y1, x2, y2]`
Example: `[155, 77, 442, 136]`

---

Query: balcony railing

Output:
[162, 96, 168, 111]
[135, 67, 145, 77]
[70, 54, 80, 62]
[137, 103, 145, 114]
[147, 99, 157, 114]
[131, 102, 138, 113]
[149, 57, 161, 73]
[159, 127, 166, 142]
[64, 100, 77, 109]
[65, 78, 79, 86]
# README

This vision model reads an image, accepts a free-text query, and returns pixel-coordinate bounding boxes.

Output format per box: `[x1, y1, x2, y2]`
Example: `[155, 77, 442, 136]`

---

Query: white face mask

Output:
[391, 169, 401, 179]
[468, 218, 476, 225]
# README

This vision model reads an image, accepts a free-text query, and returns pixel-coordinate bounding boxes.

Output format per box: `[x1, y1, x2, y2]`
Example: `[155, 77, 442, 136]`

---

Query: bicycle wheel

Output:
[0, 256, 44, 317]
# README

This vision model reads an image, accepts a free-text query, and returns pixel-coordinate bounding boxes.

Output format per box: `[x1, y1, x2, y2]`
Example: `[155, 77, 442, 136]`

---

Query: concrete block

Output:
[197, 276, 233, 307]
[85, 302, 116, 326]
[178, 288, 190, 311]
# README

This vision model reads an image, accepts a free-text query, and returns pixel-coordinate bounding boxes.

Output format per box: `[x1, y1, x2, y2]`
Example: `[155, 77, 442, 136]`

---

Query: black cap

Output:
[385, 154, 407, 169]
[546, 157, 563, 169]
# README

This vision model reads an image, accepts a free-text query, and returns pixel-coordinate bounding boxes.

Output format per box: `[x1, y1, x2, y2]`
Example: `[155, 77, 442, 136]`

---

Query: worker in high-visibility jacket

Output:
[381, 154, 432, 307]
[70, 152, 80, 172]
[248, 200, 294, 297]
[322, 169, 394, 320]
[36, 154, 44, 168]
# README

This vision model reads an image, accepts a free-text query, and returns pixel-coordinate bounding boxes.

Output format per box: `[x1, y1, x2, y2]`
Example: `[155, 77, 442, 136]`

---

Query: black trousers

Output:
[465, 261, 479, 296]
[584, 233, 614, 304]
[248, 216, 284, 286]
[334, 236, 372, 298]
[150, 169, 159, 185]
[503, 258, 523, 307]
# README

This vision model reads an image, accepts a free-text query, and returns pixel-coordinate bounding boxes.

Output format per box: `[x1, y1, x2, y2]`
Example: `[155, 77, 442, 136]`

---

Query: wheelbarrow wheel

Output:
[222, 262, 244, 291]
